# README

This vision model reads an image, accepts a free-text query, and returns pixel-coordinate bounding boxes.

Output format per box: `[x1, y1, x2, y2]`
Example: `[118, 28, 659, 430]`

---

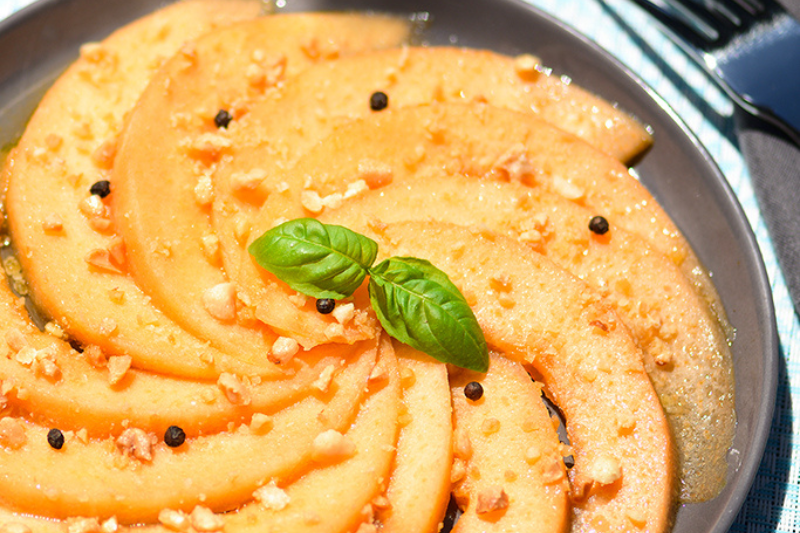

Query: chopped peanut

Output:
[476, 486, 509, 514]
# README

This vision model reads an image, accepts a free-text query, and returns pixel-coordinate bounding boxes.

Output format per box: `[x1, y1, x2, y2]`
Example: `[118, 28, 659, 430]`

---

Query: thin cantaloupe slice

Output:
[318, 174, 732, 501]
[1, 0, 285, 380]
[450, 355, 569, 532]
[223, 336, 401, 533]
[377, 342, 453, 533]
[111, 13, 411, 360]
[0, 335, 377, 524]
[319, 220, 674, 533]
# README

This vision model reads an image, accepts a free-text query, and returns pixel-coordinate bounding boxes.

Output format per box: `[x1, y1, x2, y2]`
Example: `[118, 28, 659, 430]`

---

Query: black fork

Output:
[628, 0, 800, 143]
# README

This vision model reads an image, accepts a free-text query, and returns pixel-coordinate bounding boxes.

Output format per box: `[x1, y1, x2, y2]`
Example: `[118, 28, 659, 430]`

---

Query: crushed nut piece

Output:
[269, 336, 300, 364]
[158, 509, 190, 531]
[202, 282, 237, 321]
[552, 176, 584, 200]
[250, 413, 273, 435]
[107, 355, 132, 385]
[494, 143, 534, 182]
[42, 213, 64, 232]
[450, 458, 467, 483]
[311, 429, 356, 462]
[85, 248, 124, 274]
[481, 417, 501, 435]
[399, 366, 416, 388]
[194, 175, 215, 206]
[190, 506, 224, 532]
[217, 373, 251, 405]
[514, 53, 541, 79]
[312, 364, 336, 393]
[83, 344, 107, 368]
[0, 417, 27, 449]
[253, 482, 291, 511]
[5, 328, 27, 352]
[344, 179, 369, 199]
[182, 133, 232, 161]
[453, 428, 472, 459]
[588, 456, 622, 485]
[231, 169, 268, 192]
[331, 302, 355, 325]
[99, 317, 118, 336]
[300, 189, 324, 213]
[358, 160, 394, 189]
[476, 486, 509, 514]
[115, 428, 156, 462]
[66, 517, 101, 533]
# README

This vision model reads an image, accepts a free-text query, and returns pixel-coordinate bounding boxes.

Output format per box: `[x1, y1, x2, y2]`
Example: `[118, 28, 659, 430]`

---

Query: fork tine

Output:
[631, 0, 720, 42]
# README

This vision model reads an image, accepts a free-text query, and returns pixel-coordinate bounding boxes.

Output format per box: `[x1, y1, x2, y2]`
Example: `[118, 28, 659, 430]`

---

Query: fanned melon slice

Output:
[378, 342, 453, 533]
[320, 220, 674, 533]
[450, 355, 569, 532]
[223, 336, 401, 533]
[111, 13, 411, 360]
[0, 336, 377, 524]
[318, 174, 732, 501]
[1, 0, 284, 379]
[0, 290, 363, 436]
[247, 102, 714, 301]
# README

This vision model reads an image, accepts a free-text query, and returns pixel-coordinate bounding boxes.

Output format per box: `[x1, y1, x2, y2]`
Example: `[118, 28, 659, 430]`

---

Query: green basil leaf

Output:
[248, 218, 378, 299]
[368, 257, 488, 372]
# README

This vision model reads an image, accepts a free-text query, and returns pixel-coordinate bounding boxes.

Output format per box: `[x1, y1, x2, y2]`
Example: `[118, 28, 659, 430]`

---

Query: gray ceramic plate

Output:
[0, 1, 778, 532]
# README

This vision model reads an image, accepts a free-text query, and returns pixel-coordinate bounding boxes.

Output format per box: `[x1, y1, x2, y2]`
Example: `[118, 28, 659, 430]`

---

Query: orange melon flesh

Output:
[320, 220, 674, 533]
[450, 355, 569, 533]
[111, 13, 411, 360]
[319, 173, 733, 502]
[378, 342, 453, 533]
[0, 335, 376, 524]
[246, 102, 711, 297]
[224, 336, 401, 533]
[0, 0, 289, 380]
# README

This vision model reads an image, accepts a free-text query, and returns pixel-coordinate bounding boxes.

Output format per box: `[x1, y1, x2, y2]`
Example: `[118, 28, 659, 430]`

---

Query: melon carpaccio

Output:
[0, 0, 734, 531]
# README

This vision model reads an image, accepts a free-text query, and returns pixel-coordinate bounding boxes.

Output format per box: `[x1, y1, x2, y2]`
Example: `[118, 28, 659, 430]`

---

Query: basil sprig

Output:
[249, 218, 489, 372]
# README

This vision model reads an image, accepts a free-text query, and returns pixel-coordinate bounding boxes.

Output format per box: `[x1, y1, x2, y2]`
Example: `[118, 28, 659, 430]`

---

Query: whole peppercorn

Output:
[47, 428, 65, 450]
[369, 91, 389, 111]
[164, 425, 186, 448]
[89, 180, 111, 198]
[316, 298, 336, 314]
[588, 215, 610, 235]
[464, 381, 484, 401]
[214, 109, 233, 129]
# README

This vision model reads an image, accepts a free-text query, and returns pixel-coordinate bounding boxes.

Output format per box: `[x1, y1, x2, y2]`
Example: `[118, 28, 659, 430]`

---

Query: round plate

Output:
[0, 1, 778, 532]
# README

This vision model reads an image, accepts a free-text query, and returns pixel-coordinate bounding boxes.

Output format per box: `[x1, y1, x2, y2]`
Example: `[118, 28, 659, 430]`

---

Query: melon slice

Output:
[1, 0, 287, 379]
[319, 220, 675, 533]
[450, 355, 569, 533]
[0, 335, 377, 524]
[111, 13, 411, 361]
[223, 336, 401, 533]
[319, 173, 732, 502]
[377, 342, 453, 533]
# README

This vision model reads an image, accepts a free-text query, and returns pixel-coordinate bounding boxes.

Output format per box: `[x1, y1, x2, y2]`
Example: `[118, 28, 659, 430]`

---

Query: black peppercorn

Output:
[589, 215, 610, 235]
[90, 180, 111, 198]
[464, 381, 484, 401]
[214, 109, 233, 129]
[164, 425, 186, 448]
[369, 91, 389, 111]
[47, 428, 65, 450]
[316, 298, 336, 314]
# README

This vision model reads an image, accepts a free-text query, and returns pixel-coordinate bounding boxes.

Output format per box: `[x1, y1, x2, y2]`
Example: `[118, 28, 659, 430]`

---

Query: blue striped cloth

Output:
[1, 0, 798, 531]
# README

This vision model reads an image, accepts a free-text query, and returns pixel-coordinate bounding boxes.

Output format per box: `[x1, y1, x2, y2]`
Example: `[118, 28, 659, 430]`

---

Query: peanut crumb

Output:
[0, 417, 27, 449]
[158, 508, 190, 531]
[5, 328, 27, 353]
[107, 355, 132, 385]
[42, 213, 64, 232]
[190, 506, 224, 532]
[217, 373, 251, 405]
[300, 189, 324, 213]
[269, 336, 300, 364]
[84, 344, 107, 368]
[514, 53, 541, 79]
[399, 366, 416, 388]
[453, 428, 472, 459]
[194, 175, 214, 206]
[202, 283, 237, 321]
[450, 458, 467, 483]
[253, 482, 291, 511]
[588, 455, 622, 485]
[66, 517, 101, 533]
[312, 364, 336, 393]
[331, 302, 355, 325]
[358, 160, 394, 189]
[250, 413, 273, 435]
[552, 176, 584, 200]
[116, 428, 156, 462]
[481, 417, 501, 435]
[311, 429, 356, 462]
[476, 486, 509, 514]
